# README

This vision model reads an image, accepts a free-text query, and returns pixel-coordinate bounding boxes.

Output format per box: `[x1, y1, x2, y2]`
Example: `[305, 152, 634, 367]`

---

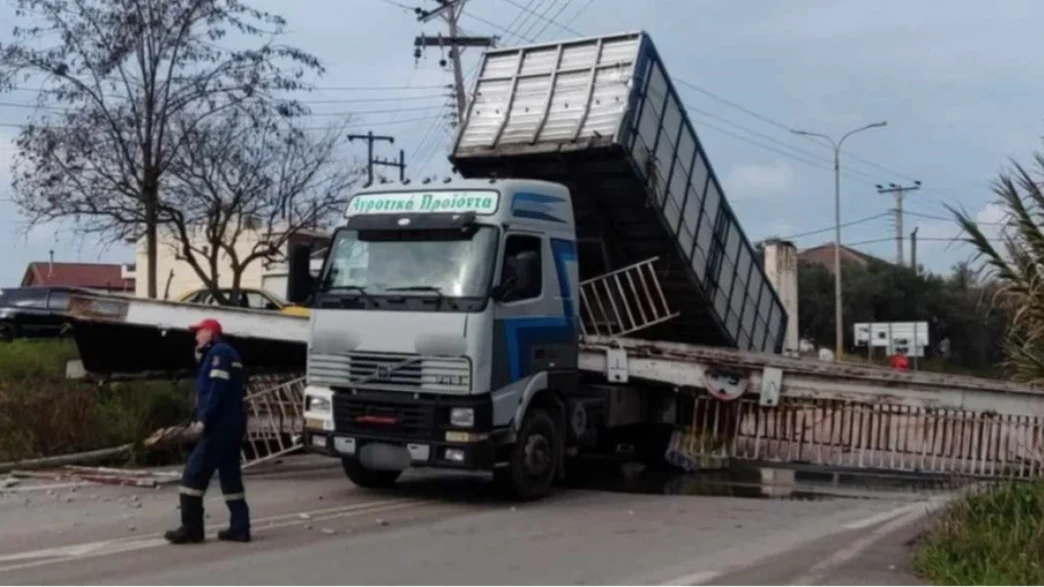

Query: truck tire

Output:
[495, 408, 559, 501]
[0, 322, 14, 342]
[341, 457, 401, 489]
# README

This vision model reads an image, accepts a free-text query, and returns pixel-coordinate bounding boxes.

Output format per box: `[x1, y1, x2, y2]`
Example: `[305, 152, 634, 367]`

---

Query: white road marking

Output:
[0, 497, 429, 575]
[789, 500, 942, 585]
[0, 540, 117, 563]
[842, 504, 919, 530]
[661, 570, 721, 585]
[656, 498, 948, 586]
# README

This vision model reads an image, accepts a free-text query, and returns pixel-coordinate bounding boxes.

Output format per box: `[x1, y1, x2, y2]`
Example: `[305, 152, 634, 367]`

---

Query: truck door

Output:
[491, 233, 576, 390]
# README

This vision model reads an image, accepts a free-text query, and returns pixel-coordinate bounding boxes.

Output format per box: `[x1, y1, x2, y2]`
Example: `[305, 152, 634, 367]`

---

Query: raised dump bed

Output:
[450, 31, 787, 353]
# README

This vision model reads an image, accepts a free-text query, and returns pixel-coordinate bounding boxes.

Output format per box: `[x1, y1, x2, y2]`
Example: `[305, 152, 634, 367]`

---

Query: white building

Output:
[134, 223, 329, 300]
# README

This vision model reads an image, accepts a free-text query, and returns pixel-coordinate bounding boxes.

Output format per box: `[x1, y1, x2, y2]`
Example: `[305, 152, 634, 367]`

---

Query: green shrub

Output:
[0, 340, 193, 463]
[0, 339, 80, 382]
[914, 481, 1044, 585]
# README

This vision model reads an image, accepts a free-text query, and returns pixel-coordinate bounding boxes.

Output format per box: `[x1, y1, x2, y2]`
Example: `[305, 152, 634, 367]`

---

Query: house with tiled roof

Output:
[19, 261, 135, 292]
[798, 242, 889, 273]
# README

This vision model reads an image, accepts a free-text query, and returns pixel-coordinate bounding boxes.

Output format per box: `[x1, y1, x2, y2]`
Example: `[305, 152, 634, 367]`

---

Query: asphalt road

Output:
[0, 457, 939, 585]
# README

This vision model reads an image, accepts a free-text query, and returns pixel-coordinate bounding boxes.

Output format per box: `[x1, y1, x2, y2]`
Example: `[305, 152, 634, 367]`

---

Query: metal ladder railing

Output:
[579, 256, 680, 338]
[241, 374, 305, 470]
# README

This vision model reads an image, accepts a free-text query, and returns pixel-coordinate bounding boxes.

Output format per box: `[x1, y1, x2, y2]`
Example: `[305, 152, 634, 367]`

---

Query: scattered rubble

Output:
[8, 465, 179, 488]
[321, 528, 336, 535]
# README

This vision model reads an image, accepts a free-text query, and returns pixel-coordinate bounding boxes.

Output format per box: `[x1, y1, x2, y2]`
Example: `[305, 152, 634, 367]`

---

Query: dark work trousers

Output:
[178, 432, 250, 535]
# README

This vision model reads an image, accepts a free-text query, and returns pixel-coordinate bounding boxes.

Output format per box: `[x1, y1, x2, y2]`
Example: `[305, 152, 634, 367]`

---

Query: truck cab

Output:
[297, 178, 582, 499]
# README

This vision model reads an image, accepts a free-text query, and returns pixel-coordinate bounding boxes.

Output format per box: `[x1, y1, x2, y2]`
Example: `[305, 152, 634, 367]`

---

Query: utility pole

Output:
[791, 121, 888, 361]
[414, 0, 496, 122]
[911, 226, 920, 371]
[910, 226, 918, 275]
[374, 149, 407, 182]
[875, 181, 922, 265]
[348, 131, 395, 186]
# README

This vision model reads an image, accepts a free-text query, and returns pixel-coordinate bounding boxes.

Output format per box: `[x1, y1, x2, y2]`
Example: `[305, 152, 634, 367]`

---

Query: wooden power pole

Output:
[413, 0, 496, 122]
[348, 131, 395, 186]
[374, 149, 407, 182]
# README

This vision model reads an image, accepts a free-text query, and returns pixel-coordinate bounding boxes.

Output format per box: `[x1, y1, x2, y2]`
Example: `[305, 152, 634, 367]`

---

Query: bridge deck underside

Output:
[579, 338, 1044, 479]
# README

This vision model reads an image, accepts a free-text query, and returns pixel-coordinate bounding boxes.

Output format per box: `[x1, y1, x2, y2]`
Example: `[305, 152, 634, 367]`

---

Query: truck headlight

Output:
[449, 407, 474, 428]
[306, 396, 331, 414]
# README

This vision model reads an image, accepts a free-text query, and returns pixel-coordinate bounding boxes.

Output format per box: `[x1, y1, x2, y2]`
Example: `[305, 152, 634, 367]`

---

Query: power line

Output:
[500, 0, 582, 36]
[904, 209, 1004, 226]
[375, 0, 417, 11]
[0, 112, 445, 131]
[775, 213, 890, 241]
[2, 82, 452, 94]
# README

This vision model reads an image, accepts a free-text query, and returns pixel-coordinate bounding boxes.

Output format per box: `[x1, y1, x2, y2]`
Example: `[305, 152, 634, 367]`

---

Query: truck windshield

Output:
[319, 225, 499, 298]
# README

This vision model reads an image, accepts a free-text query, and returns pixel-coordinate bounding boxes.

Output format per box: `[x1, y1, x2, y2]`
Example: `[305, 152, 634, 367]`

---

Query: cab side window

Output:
[499, 234, 543, 303]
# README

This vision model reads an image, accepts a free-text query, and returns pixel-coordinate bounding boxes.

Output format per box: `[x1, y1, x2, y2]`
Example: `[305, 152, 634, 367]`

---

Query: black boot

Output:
[217, 528, 251, 542]
[164, 526, 204, 544]
[165, 494, 205, 544]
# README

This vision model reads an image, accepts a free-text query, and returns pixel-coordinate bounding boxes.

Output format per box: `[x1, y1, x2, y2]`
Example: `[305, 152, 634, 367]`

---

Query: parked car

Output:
[176, 287, 310, 317]
[0, 286, 82, 341]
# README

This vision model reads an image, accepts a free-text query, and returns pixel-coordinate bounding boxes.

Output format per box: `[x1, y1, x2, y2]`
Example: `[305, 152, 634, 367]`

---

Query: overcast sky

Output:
[0, 0, 1040, 286]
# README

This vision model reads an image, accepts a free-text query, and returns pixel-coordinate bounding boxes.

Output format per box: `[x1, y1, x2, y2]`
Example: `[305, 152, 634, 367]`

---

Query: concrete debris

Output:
[298, 513, 311, 520]
[8, 466, 177, 489]
[321, 528, 336, 535]
[376, 518, 388, 526]
[0, 477, 18, 489]
[305, 524, 313, 530]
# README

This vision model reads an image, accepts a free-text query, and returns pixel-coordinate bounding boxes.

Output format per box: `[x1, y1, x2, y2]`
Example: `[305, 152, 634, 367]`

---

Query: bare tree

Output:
[0, 0, 322, 297]
[161, 110, 358, 304]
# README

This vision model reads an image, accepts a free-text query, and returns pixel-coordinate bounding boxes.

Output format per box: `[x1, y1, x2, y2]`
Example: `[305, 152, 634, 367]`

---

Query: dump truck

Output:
[63, 32, 1044, 493]
[291, 31, 788, 499]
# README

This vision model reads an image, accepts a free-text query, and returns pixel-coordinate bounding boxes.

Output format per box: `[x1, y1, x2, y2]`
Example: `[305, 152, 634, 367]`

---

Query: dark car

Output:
[0, 286, 79, 341]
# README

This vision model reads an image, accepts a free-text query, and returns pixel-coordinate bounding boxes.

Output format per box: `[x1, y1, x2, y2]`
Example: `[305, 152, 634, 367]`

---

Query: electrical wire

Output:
[775, 213, 891, 241]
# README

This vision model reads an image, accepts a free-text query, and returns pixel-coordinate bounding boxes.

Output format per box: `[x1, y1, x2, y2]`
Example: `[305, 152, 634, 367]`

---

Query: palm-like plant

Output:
[953, 154, 1044, 384]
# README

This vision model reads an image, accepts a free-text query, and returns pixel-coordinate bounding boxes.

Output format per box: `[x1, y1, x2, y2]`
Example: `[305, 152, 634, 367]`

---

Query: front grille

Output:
[332, 394, 433, 440]
[308, 351, 471, 394]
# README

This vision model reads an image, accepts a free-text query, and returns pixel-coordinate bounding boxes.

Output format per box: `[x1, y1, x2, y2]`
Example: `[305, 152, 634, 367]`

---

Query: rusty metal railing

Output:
[676, 392, 1044, 480]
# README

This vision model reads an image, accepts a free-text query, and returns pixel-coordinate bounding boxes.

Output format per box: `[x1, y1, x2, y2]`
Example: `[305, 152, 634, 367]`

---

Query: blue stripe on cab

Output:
[511, 192, 566, 224]
[501, 237, 578, 381]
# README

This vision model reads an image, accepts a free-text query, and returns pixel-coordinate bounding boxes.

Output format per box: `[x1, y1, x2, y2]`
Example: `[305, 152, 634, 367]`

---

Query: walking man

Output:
[165, 318, 251, 544]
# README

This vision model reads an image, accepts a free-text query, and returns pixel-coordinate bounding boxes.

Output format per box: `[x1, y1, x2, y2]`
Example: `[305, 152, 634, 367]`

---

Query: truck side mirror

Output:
[287, 244, 315, 305]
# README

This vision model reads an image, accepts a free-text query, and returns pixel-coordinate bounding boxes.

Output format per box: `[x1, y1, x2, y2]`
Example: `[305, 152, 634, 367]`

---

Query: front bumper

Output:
[304, 388, 503, 470]
[305, 430, 499, 469]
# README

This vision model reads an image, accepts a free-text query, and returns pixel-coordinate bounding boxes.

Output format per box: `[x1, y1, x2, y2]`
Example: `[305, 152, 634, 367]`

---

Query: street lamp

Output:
[790, 121, 887, 361]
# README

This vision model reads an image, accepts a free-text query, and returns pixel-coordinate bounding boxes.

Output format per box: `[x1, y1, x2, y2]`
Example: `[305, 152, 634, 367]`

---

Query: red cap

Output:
[189, 318, 223, 336]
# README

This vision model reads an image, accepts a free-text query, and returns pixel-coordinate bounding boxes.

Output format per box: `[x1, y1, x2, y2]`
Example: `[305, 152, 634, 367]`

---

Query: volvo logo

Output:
[373, 365, 392, 380]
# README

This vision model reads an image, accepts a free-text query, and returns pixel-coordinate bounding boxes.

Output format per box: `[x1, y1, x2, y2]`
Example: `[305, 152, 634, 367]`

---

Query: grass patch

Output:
[913, 481, 1044, 585]
[0, 339, 193, 463]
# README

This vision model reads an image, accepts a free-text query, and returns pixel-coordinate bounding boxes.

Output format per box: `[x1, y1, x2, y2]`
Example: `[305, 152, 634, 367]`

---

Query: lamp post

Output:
[791, 121, 887, 361]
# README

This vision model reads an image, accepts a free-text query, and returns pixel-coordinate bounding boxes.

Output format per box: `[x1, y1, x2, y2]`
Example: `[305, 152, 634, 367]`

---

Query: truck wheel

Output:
[341, 457, 402, 489]
[0, 322, 14, 342]
[495, 408, 559, 501]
